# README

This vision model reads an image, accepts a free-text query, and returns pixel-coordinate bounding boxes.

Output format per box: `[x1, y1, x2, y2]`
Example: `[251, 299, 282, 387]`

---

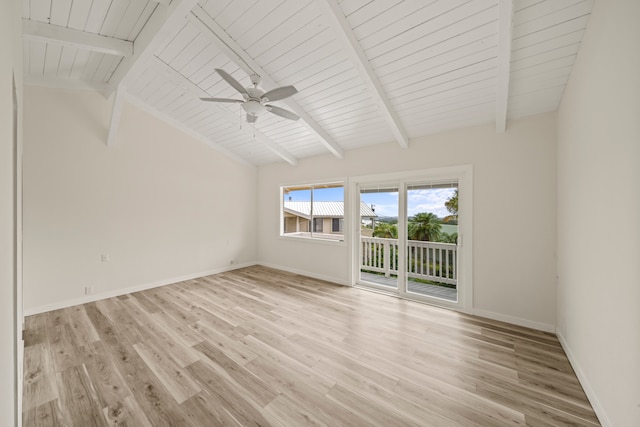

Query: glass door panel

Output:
[405, 182, 459, 302]
[359, 185, 399, 290]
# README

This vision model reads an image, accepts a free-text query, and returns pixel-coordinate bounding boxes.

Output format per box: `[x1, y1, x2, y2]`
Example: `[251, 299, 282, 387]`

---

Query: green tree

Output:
[443, 189, 458, 223]
[408, 212, 441, 241]
[373, 222, 398, 238]
[439, 232, 458, 244]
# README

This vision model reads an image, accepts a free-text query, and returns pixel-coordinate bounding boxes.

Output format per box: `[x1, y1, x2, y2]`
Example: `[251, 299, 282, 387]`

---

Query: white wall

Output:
[556, 0, 640, 425]
[258, 113, 558, 330]
[23, 87, 258, 313]
[0, 0, 21, 425]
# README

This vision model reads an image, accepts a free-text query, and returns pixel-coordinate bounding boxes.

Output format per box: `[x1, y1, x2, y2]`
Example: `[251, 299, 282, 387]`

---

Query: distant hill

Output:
[376, 216, 398, 224]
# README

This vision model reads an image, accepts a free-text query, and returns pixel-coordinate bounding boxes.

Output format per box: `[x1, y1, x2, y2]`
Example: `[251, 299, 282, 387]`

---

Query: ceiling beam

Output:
[150, 56, 298, 165]
[106, 0, 200, 96]
[107, 86, 126, 146]
[23, 74, 109, 93]
[495, 0, 514, 133]
[318, 0, 409, 149]
[126, 94, 254, 168]
[189, 5, 344, 159]
[22, 19, 133, 57]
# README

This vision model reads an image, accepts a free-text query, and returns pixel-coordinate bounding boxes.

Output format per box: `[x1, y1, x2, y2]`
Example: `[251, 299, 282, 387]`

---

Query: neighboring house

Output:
[283, 201, 376, 235]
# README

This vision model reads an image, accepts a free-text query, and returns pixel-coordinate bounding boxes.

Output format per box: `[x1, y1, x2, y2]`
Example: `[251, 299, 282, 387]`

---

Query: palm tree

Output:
[439, 232, 458, 244]
[372, 222, 398, 239]
[408, 212, 441, 241]
[443, 189, 458, 223]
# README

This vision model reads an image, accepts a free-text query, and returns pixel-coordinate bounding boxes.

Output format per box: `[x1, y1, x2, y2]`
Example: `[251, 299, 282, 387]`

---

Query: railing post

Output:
[383, 240, 391, 277]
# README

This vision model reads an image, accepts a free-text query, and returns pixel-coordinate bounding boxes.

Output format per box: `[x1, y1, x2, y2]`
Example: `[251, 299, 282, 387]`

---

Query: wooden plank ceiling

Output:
[22, 0, 594, 166]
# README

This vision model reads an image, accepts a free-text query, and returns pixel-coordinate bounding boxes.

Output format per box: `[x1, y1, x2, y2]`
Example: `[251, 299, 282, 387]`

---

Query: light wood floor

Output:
[23, 265, 600, 426]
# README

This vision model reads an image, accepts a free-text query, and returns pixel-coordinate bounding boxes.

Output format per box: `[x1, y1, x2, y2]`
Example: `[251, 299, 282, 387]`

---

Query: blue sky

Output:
[284, 186, 456, 218]
[284, 187, 343, 202]
[361, 188, 456, 218]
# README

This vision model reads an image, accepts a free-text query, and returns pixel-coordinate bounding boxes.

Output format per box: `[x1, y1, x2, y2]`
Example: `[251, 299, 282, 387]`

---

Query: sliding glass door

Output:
[357, 175, 464, 307]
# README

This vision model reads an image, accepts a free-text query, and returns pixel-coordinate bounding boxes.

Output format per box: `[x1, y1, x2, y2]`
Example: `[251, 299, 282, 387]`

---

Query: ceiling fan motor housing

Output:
[242, 87, 268, 114]
[242, 100, 267, 114]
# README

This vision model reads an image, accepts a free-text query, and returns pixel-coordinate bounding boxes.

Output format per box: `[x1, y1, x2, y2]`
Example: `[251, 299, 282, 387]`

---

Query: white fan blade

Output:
[200, 97, 243, 103]
[215, 69, 248, 96]
[266, 105, 299, 121]
[261, 85, 297, 102]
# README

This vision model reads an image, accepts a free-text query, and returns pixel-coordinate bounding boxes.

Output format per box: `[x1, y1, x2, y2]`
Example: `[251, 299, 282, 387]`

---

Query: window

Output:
[282, 182, 344, 241]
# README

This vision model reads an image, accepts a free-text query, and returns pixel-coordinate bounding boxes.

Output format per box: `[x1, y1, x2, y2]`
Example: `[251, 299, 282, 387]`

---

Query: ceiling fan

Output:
[200, 69, 300, 123]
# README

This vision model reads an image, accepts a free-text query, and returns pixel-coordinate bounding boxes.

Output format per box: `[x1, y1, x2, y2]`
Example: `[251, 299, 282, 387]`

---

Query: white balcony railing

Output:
[360, 236, 457, 285]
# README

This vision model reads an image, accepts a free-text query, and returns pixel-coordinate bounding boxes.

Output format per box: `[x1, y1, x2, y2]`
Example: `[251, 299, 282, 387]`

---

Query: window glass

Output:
[282, 182, 344, 241]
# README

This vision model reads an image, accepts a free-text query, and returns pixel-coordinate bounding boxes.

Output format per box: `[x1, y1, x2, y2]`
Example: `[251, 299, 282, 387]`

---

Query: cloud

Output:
[360, 188, 456, 218]
[407, 188, 455, 218]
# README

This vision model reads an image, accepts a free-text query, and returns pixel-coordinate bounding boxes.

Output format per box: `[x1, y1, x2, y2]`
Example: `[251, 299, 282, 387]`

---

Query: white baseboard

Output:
[257, 261, 349, 287]
[23, 261, 257, 316]
[556, 329, 611, 427]
[470, 308, 556, 333]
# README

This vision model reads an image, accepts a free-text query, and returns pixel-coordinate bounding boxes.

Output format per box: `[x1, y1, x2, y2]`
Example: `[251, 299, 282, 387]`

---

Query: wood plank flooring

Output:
[22, 265, 601, 426]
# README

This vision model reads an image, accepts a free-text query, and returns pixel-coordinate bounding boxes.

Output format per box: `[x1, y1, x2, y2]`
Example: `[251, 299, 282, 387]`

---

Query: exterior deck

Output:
[360, 271, 457, 301]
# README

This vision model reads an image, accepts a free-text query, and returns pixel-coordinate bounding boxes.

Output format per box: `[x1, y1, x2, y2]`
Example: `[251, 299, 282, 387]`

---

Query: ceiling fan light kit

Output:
[200, 68, 300, 124]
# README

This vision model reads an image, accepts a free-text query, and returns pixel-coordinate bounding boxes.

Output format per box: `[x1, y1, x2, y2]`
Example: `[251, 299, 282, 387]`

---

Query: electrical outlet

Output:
[101, 254, 109, 262]
[85, 286, 93, 295]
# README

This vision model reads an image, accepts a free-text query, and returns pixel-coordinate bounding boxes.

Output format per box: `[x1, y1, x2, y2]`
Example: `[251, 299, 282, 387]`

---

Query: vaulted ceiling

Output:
[22, 0, 594, 166]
